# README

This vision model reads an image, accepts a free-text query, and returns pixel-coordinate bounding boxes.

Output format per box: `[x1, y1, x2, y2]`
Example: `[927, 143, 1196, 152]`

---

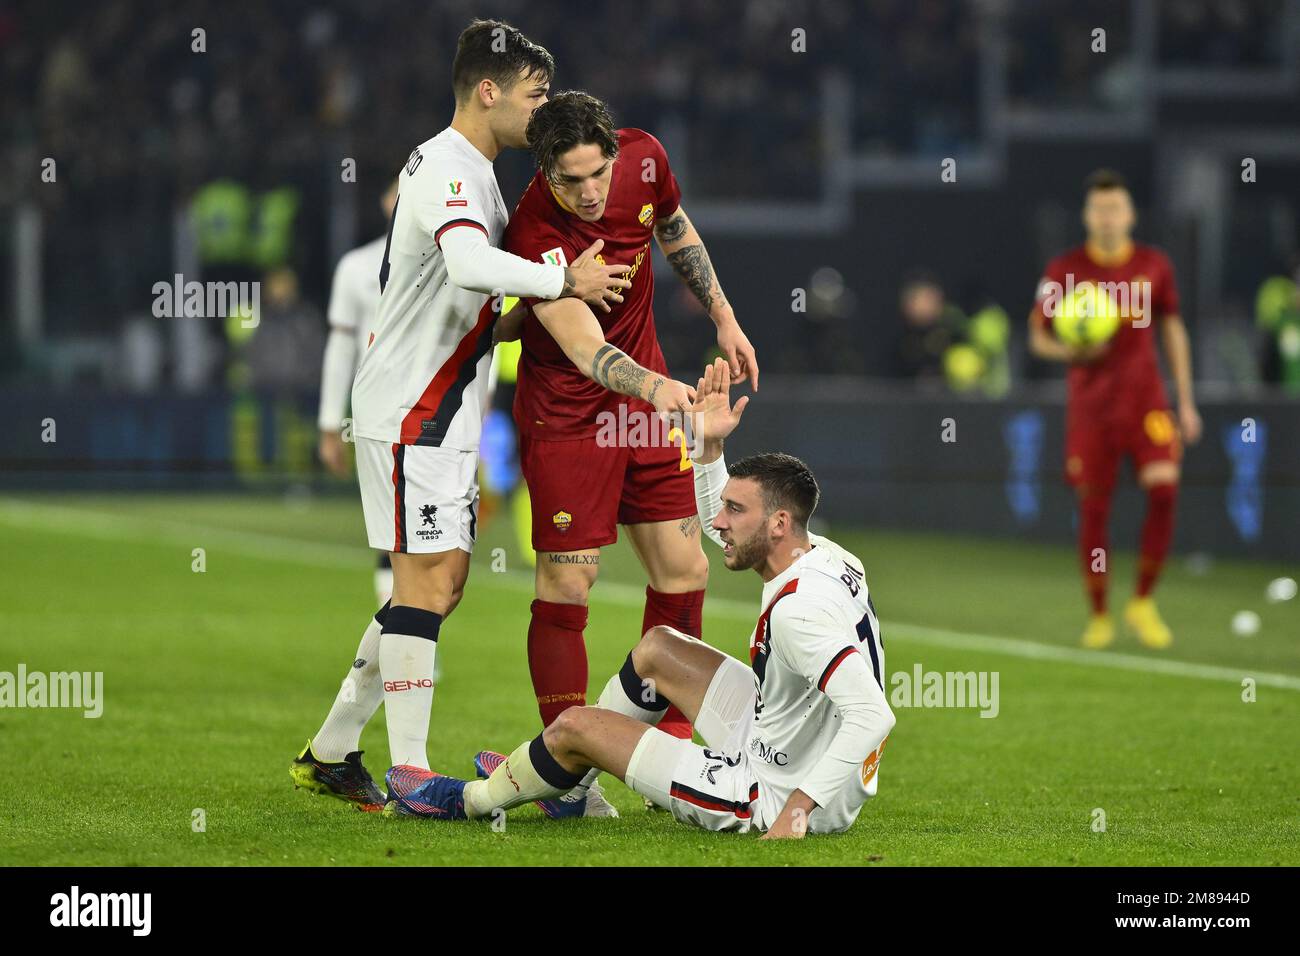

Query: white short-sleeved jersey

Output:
[328, 235, 385, 354]
[352, 127, 508, 449]
[746, 536, 885, 833]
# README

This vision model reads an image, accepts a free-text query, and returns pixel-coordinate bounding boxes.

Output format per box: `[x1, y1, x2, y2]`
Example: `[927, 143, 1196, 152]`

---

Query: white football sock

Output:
[464, 736, 576, 819]
[378, 607, 442, 769]
[313, 614, 385, 761]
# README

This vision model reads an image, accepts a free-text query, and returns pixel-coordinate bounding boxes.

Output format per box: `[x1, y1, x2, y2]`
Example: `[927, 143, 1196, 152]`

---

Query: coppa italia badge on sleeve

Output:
[446, 181, 467, 207]
[542, 247, 568, 268]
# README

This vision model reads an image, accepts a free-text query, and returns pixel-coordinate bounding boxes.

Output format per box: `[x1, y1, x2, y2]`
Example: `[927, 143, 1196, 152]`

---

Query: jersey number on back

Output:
[379, 195, 400, 294]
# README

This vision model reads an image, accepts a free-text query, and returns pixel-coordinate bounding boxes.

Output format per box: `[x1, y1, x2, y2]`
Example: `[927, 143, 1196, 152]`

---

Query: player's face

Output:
[496, 71, 550, 149]
[713, 479, 775, 572]
[549, 143, 614, 221]
[1083, 187, 1135, 246]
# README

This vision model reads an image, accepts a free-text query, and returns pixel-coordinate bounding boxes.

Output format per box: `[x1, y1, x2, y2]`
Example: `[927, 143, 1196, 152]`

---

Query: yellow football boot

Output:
[1125, 597, 1173, 649]
[1080, 613, 1115, 649]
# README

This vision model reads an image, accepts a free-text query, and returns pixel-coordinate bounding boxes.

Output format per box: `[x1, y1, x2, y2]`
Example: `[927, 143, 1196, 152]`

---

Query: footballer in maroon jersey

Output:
[497, 92, 759, 762]
[1029, 169, 1202, 651]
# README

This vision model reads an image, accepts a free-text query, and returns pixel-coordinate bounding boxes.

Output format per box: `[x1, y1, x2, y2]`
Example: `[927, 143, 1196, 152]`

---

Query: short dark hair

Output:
[452, 19, 554, 105]
[525, 91, 619, 183]
[1084, 168, 1128, 196]
[727, 453, 820, 529]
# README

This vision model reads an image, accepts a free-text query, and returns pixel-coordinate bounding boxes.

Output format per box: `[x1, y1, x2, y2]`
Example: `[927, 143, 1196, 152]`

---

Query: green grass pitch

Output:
[1, 491, 1297, 866]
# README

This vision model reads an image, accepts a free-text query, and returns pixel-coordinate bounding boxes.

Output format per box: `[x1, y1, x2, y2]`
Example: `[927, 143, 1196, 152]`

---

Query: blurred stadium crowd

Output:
[1, 0, 1298, 395]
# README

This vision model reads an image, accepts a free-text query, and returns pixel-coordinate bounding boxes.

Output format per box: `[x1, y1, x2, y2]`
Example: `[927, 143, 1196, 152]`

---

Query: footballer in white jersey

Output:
[385, 358, 895, 837]
[291, 20, 632, 807]
[352, 128, 512, 552]
[353, 128, 510, 451]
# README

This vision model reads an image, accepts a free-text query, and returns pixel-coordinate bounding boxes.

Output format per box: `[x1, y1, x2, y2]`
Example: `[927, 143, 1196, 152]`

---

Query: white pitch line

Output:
[1, 497, 1296, 692]
[883, 622, 1300, 692]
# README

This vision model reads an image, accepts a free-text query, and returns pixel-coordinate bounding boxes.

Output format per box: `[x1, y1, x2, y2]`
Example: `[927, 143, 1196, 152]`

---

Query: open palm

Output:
[690, 357, 750, 444]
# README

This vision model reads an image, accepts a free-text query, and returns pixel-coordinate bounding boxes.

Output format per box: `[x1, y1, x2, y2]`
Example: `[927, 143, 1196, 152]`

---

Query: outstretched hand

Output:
[689, 356, 750, 447]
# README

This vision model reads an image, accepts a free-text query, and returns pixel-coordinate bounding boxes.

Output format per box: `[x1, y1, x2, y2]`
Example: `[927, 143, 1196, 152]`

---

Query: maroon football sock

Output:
[527, 599, 589, 727]
[1136, 483, 1178, 597]
[1078, 488, 1111, 614]
[641, 586, 705, 740]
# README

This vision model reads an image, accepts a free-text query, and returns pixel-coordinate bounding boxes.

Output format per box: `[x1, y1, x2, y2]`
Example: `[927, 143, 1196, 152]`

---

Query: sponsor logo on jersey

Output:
[446, 179, 467, 207]
[748, 737, 789, 766]
[552, 510, 572, 533]
[623, 242, 650, 284]
[541, 247, 568, 268]
[638, 203, 655, 228]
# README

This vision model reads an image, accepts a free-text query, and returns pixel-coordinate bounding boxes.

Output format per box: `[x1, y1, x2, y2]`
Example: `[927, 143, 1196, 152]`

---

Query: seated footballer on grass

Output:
[384, 359, 895, 837]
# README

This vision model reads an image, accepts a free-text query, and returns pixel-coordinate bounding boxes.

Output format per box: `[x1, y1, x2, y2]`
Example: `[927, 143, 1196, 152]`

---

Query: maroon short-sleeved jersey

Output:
[504, 128, 683, 440]
[1034, 241, 1181, 424]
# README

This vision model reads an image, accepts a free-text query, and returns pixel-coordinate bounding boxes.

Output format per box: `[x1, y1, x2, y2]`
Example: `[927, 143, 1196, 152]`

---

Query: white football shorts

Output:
[624, 655, 764, 833]
[356, 438, 479, 554]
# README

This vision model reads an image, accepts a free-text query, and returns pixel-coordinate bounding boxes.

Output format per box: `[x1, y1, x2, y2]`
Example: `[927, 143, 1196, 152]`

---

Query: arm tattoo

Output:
[666, 244, 721, 315]
[592, 343, 620, 383]
[591, 343, 653, 399]
[679, 514, 701, 538]
[560, 267, 576, 296]
[609, 359, 650, 399]
[654, 211, 689, 244]
[646, 376, 665, 406]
